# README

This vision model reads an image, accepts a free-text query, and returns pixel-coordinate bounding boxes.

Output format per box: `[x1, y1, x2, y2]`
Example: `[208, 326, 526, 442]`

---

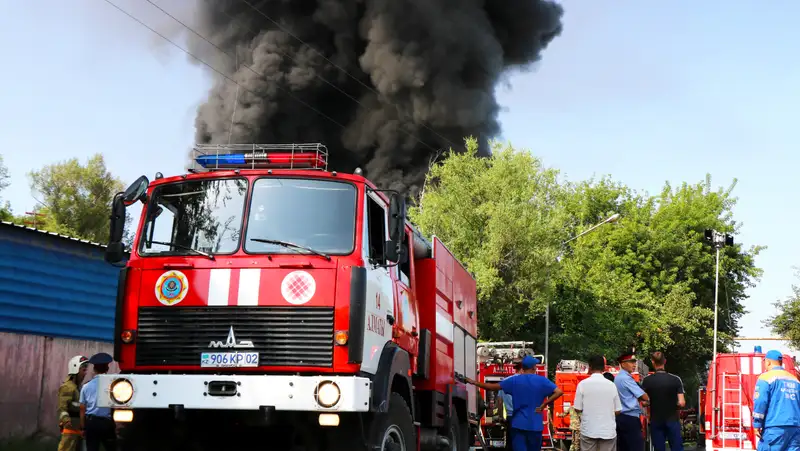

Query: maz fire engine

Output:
[701, 350, 798, 451]
[97, 144, 479, 451]
[472, 342, 551, 450]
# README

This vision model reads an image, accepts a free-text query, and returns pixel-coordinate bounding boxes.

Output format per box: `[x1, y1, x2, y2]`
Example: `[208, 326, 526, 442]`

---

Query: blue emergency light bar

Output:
[195, 154, 248, 167]
[194, 151, 327, 170]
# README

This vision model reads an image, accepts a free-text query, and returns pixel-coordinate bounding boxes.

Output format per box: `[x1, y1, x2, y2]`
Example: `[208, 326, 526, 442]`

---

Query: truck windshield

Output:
[139, 178, 248, 256]
[245, 178, 357, 255]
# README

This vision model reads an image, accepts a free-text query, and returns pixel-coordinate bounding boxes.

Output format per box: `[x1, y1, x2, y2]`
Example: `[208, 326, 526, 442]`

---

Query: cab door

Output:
[393, 230, 419, 363]
[359, 190, 395, 374]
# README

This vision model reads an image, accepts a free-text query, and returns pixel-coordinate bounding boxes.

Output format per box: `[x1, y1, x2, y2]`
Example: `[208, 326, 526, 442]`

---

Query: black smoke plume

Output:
[188, 0, 563, 195]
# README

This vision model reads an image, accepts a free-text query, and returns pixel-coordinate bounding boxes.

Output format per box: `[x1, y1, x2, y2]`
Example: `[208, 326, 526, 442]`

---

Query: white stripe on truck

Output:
[436, 311, 454, 343]
[208, 268, 231, 306]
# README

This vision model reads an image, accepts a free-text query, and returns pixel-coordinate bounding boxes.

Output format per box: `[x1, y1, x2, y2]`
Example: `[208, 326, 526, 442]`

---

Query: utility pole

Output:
[704, 228, 733, 441]
[23, 211, 47, 229]
[705, 229, 733, 359]
[545, 213, 621, 372]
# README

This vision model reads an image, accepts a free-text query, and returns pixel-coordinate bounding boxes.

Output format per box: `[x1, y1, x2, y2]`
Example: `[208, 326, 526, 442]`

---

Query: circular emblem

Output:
[281, 271, 316, 305]
[154, 270, 189, 306]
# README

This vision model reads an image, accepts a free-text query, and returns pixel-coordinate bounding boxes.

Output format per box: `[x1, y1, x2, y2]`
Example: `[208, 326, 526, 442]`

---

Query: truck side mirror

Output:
[123, 175, 149, 206]
[388, 193, 406, 243]
[105, 175, 149, 264]
[106, 193, 127, 264]
[105, 241, 125, 264]
[386, 193, 407, 263]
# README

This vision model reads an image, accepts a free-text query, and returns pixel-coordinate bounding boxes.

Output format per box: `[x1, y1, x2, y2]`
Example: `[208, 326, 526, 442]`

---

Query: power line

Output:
[238, 0, 460, 152]
[100, 0, 347, 133]
[142, 0, 443, 154]
[121, 0, 452, 156]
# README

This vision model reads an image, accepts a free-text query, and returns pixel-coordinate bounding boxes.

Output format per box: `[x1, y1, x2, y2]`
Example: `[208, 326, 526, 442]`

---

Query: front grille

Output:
[135, 307, 334, 367]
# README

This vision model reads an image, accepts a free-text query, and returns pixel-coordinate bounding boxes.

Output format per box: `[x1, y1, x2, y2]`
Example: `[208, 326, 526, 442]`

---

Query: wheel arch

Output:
[371, 341, 415, 419]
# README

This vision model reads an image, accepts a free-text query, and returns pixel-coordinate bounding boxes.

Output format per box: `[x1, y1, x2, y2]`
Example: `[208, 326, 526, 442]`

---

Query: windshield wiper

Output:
[147, 240, 215, 260]
[250, 238, 331, 261]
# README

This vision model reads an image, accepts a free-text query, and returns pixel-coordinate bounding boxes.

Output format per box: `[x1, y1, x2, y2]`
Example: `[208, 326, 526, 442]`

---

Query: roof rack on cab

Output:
[189, 143, 329, 172]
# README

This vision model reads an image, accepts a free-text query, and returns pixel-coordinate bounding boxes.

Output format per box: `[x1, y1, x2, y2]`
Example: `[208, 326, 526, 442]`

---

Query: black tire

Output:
[366, 392, 416, 451]
[448, 406, 469, 451]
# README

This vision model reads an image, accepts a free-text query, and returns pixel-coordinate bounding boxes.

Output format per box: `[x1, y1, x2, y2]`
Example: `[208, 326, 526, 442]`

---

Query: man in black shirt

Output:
[641, 352, 685, 451]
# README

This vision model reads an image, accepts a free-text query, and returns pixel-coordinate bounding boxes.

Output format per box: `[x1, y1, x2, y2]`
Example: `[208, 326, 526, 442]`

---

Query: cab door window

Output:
[366, 194, 388, 264]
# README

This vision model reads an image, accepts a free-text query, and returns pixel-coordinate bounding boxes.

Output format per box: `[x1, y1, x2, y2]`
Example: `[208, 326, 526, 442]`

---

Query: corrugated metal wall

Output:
[0, 223, 124, 440]
[0, 222, 121, 341]
[0, 332, 119, 440]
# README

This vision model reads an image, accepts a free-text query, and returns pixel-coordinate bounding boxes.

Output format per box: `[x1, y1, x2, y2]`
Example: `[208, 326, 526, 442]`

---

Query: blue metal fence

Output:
[0, 222, 123, 342]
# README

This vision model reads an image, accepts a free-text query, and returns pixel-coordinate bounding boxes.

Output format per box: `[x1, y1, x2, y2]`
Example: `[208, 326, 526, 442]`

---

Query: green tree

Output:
[410, 138, 570, 340]
[0, 155, 13, 221]
[411, 139, 763, 399]
[28, 154, 125, 243]
[553, 176, 762, 395]
[767, 278, 800, 349]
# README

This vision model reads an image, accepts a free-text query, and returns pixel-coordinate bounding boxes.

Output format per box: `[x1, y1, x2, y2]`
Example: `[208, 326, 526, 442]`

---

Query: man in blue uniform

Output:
[80, 352, 117, 451]
[466, 356, 564, 451]
[614, 352, 650, 451]
[753, 350, 800, 451]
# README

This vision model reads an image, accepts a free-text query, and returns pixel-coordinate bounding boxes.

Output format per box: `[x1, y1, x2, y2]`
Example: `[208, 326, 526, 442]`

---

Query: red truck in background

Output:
[700, 351, 798, 451]
[471, 342, 551, 450]
[550, 358, 650, 451]
[98, 143, 480, 451]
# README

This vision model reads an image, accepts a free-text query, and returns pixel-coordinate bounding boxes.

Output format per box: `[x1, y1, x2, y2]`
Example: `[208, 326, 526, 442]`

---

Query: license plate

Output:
[490, 440, 505, 447]
[721, 432, 747, 440]
[200, 352, 259, 367]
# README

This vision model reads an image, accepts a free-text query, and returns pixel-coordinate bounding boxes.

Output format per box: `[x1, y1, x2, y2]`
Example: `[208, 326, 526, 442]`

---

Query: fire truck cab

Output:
[98, 144, 479, 451]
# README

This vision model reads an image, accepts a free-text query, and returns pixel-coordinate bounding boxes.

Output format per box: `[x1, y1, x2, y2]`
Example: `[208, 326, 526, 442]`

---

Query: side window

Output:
[398, 233, 411, 285]
[366, 195, 387, 264]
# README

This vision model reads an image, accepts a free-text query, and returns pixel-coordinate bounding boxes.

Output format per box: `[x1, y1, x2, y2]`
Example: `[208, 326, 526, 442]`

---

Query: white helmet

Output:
[68, 355, 89, 375]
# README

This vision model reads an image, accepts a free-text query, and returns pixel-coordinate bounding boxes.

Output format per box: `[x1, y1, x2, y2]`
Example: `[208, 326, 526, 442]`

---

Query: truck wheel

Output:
[371, 392, 416, 451]
[448, 407, 469, 451]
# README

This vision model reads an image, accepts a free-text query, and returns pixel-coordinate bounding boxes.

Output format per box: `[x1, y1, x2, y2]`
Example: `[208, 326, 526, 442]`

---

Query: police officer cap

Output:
[521, 355, 540, 369]
[88, 352, 113, 365]
[765, 350, 783, 361]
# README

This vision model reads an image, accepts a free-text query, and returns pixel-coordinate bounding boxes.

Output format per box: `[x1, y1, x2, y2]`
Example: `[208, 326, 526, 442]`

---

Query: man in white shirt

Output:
[573, 355, 622, 451]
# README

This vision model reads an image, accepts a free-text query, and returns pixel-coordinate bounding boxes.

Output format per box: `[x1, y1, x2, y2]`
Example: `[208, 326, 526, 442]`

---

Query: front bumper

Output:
[95, 374, 372, 412]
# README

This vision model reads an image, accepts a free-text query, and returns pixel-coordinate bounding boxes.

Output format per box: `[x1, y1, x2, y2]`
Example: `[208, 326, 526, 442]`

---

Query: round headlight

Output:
[316, 381, 341, 408]
[110, 379, 134, 404]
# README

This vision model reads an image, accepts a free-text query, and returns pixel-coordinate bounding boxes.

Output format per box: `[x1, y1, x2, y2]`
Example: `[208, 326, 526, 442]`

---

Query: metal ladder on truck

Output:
[720, 372, 751, 450]
[542, 407, 555, 449]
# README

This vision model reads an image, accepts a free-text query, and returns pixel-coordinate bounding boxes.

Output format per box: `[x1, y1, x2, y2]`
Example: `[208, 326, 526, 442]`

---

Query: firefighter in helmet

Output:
[58, 355, 89, 451]
[753, 350, 800, 450]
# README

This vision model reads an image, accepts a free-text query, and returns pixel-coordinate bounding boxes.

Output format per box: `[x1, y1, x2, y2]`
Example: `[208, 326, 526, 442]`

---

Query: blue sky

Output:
[1, 1, 797, 355]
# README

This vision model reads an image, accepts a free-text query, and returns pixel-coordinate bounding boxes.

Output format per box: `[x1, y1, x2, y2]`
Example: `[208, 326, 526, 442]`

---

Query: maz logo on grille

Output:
[208, 326, 255, 349]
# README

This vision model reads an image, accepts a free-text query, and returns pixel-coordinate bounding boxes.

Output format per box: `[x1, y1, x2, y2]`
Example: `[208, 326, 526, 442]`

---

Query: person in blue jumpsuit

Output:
[753, 350, 800, 451]
[466, 356, 564, 451]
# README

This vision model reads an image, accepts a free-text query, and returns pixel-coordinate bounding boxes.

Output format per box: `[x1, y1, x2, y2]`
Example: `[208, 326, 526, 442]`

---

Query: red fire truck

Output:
[471, 342, 552, 450]
[97, 144, 480, 451]
[701, 351, 798, 451]
[550, 358, 650, 450]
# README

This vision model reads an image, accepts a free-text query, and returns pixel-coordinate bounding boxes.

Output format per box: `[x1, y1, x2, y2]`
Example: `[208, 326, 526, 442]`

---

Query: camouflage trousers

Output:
[570, 430, 581, 451]
[58, 433, 83, 451]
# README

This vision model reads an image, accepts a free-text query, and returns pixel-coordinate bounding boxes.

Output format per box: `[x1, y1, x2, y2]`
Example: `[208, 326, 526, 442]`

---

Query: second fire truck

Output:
[97, 143, 480, 451]
[472, 342, 552, 450]
[700, 349, 799, 451]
